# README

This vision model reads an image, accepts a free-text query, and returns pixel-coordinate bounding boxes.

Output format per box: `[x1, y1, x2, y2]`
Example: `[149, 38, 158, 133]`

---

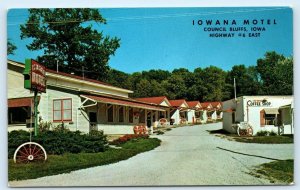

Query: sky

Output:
[7, 7, 293, 74]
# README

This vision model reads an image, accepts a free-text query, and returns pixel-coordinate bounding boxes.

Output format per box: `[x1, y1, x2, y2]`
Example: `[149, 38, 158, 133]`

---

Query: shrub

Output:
[269, 131, 278, 136]
[256, 131, 269, 136]
[8, 129, 108, 158]
[166, 128, 172, 131]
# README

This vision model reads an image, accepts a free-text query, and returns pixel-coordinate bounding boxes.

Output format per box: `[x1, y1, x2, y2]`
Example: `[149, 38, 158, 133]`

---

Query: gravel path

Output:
[9, 123, 293, 186]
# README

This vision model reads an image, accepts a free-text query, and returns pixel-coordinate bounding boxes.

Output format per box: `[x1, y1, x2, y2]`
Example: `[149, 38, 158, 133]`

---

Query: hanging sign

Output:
[23, 59, 46, 93]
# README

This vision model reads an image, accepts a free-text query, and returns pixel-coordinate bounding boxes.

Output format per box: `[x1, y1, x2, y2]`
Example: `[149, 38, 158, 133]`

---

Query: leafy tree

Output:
[200, 66, 227, 101]
[106, 69, 131, 89]
[7, 40, 17, 55]
[20, 8, 120, 81]
[256, 51, 293, 95]
[141, 69, 171, 83]
[132, 79, 167, 98]
[226, 65, 261, 97]
[162, 75, 187, 99]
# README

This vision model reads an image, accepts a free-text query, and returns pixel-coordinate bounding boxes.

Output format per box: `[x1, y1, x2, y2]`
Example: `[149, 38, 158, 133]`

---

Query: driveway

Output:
[9, 123, 294, 186]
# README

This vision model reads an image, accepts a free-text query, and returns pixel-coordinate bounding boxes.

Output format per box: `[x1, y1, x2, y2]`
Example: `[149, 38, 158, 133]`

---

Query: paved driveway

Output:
[10, 123, 293, 186]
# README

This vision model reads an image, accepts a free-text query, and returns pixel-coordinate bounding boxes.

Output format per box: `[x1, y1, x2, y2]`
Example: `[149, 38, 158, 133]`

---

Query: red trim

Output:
[8, 97, 40, 108]
[53, 98, 72, 122]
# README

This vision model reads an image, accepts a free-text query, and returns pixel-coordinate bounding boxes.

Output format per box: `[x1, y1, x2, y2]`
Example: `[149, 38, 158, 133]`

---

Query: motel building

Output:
[222, 96, 294, 135]
[7, 60, 166, 134]
[168, 99, 190, 125]
[200, 102, 223, 123]
[186, 101, 203, 124]
[134, 96, 171, 127]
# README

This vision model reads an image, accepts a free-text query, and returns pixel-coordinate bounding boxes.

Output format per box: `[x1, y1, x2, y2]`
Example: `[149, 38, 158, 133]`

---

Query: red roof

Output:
[135, 96, 169, 106]
[8, 97, 40, 108]
[169, 99, 188, 108]
[210, 102, 222, 108]
[186, 101, 201, 108]
[201, 102, 213, 109]
[201, 102, 222, 110]
[83, 95, 165, 111]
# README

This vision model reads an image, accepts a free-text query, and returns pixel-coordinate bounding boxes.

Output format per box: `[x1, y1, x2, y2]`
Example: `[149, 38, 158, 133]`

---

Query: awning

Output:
[81, 95, 166, 111]
[8, 97, 37, 108]
[264, 108, 279, 114]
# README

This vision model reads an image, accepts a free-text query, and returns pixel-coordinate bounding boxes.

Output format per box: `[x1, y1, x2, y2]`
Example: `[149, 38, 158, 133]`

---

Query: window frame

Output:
[53, 98, 72, 122]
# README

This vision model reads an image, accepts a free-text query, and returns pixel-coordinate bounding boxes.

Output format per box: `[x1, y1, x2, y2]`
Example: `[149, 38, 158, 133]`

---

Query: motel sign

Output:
[23, 59, 46, 93]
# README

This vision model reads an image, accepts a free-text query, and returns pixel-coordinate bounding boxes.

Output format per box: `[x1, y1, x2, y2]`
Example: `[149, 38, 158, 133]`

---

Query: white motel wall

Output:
[222, 96, 293, 135]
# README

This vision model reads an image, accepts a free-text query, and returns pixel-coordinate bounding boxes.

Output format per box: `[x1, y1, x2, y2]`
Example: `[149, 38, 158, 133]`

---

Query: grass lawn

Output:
[9, 138, 161, 181]
[233, 135, 293, 144]
[251, 159, 294, 184]
[208, 129, 293, 144]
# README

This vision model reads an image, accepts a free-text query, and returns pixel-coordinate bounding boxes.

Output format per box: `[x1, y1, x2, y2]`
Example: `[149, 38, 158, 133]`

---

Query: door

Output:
[89, 112, 97, 131]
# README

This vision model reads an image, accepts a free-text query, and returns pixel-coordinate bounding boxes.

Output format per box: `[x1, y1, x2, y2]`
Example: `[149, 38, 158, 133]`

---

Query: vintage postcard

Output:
[7, 7, 293, 186]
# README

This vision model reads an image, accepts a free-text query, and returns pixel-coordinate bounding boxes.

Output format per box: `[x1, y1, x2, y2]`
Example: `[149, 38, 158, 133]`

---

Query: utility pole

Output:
[56, 60, 59, 72]
[234, 77, 237, 100]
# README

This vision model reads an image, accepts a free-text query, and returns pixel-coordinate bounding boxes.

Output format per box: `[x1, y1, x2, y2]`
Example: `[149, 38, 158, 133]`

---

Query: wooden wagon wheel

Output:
[247, 126, 253, 136]
[13, 142, 47, 164]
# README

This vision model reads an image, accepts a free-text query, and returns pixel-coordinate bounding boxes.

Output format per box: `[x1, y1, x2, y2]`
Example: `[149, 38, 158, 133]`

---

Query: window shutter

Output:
[260, 110, 265, 126]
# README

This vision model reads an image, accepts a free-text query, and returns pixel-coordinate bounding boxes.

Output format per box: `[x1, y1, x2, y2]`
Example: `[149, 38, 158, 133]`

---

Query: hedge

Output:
[8, 130, 108, 158]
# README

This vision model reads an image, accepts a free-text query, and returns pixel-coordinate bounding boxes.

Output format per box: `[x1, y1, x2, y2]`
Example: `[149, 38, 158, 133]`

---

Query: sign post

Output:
[23, 59, 46, 136]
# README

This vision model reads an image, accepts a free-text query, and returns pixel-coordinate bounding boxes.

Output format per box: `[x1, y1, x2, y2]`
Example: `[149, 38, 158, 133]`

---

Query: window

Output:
[232, 112, 235, 123]
[53, 99, 72, 122]
[265, 114, 276, 125]
[107, 104, 114, 122]
[8, 107, 30, 124]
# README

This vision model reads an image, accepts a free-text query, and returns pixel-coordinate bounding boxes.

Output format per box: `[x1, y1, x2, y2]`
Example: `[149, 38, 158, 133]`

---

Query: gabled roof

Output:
[169, 99, 189, 108]
[201, 102, 213, 109]
[201, 102, 222, 110]
[186, 101, 201, 108]
[135, 96, 171, 106]
[210, 102, 222, 108]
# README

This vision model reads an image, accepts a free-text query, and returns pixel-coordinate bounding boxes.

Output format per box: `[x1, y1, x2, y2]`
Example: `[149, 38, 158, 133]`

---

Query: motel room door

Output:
[89, 112, 98, 131]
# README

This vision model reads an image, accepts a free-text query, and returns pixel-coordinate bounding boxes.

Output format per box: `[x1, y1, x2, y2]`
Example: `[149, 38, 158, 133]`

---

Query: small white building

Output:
[186, 101, 202, 124]
[222, 96, 294, 135]
[7, 60, 166, 134]
[169, 99, 189, 125]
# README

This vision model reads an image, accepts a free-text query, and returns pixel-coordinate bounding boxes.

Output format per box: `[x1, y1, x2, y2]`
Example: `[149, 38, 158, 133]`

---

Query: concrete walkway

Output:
[9, 123, 294, 186]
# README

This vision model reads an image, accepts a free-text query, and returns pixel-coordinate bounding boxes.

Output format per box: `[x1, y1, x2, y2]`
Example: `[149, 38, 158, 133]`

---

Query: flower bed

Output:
[110, 134, 149, 145]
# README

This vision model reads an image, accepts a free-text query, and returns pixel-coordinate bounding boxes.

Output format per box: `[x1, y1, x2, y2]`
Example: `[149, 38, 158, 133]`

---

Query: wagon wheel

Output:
[237, 126, 246, 136]
[247, 126, 253, 136]
[13, 142, 47, 164]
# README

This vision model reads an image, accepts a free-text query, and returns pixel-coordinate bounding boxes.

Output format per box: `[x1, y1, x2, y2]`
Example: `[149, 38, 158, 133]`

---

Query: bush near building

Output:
[8, 129, 108, 158]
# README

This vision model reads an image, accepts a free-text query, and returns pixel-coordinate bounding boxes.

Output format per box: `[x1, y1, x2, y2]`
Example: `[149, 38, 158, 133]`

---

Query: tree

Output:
[256, 51, 293, 95]
[20, 8, 120, 81]
[200, 66, 228, 101]
[162, 75, 187, 99]
[106, 69, 131, 89]
[226, 65, 261, 98]
[7, 39, 17, 55]
[133, 79, 167, 98]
